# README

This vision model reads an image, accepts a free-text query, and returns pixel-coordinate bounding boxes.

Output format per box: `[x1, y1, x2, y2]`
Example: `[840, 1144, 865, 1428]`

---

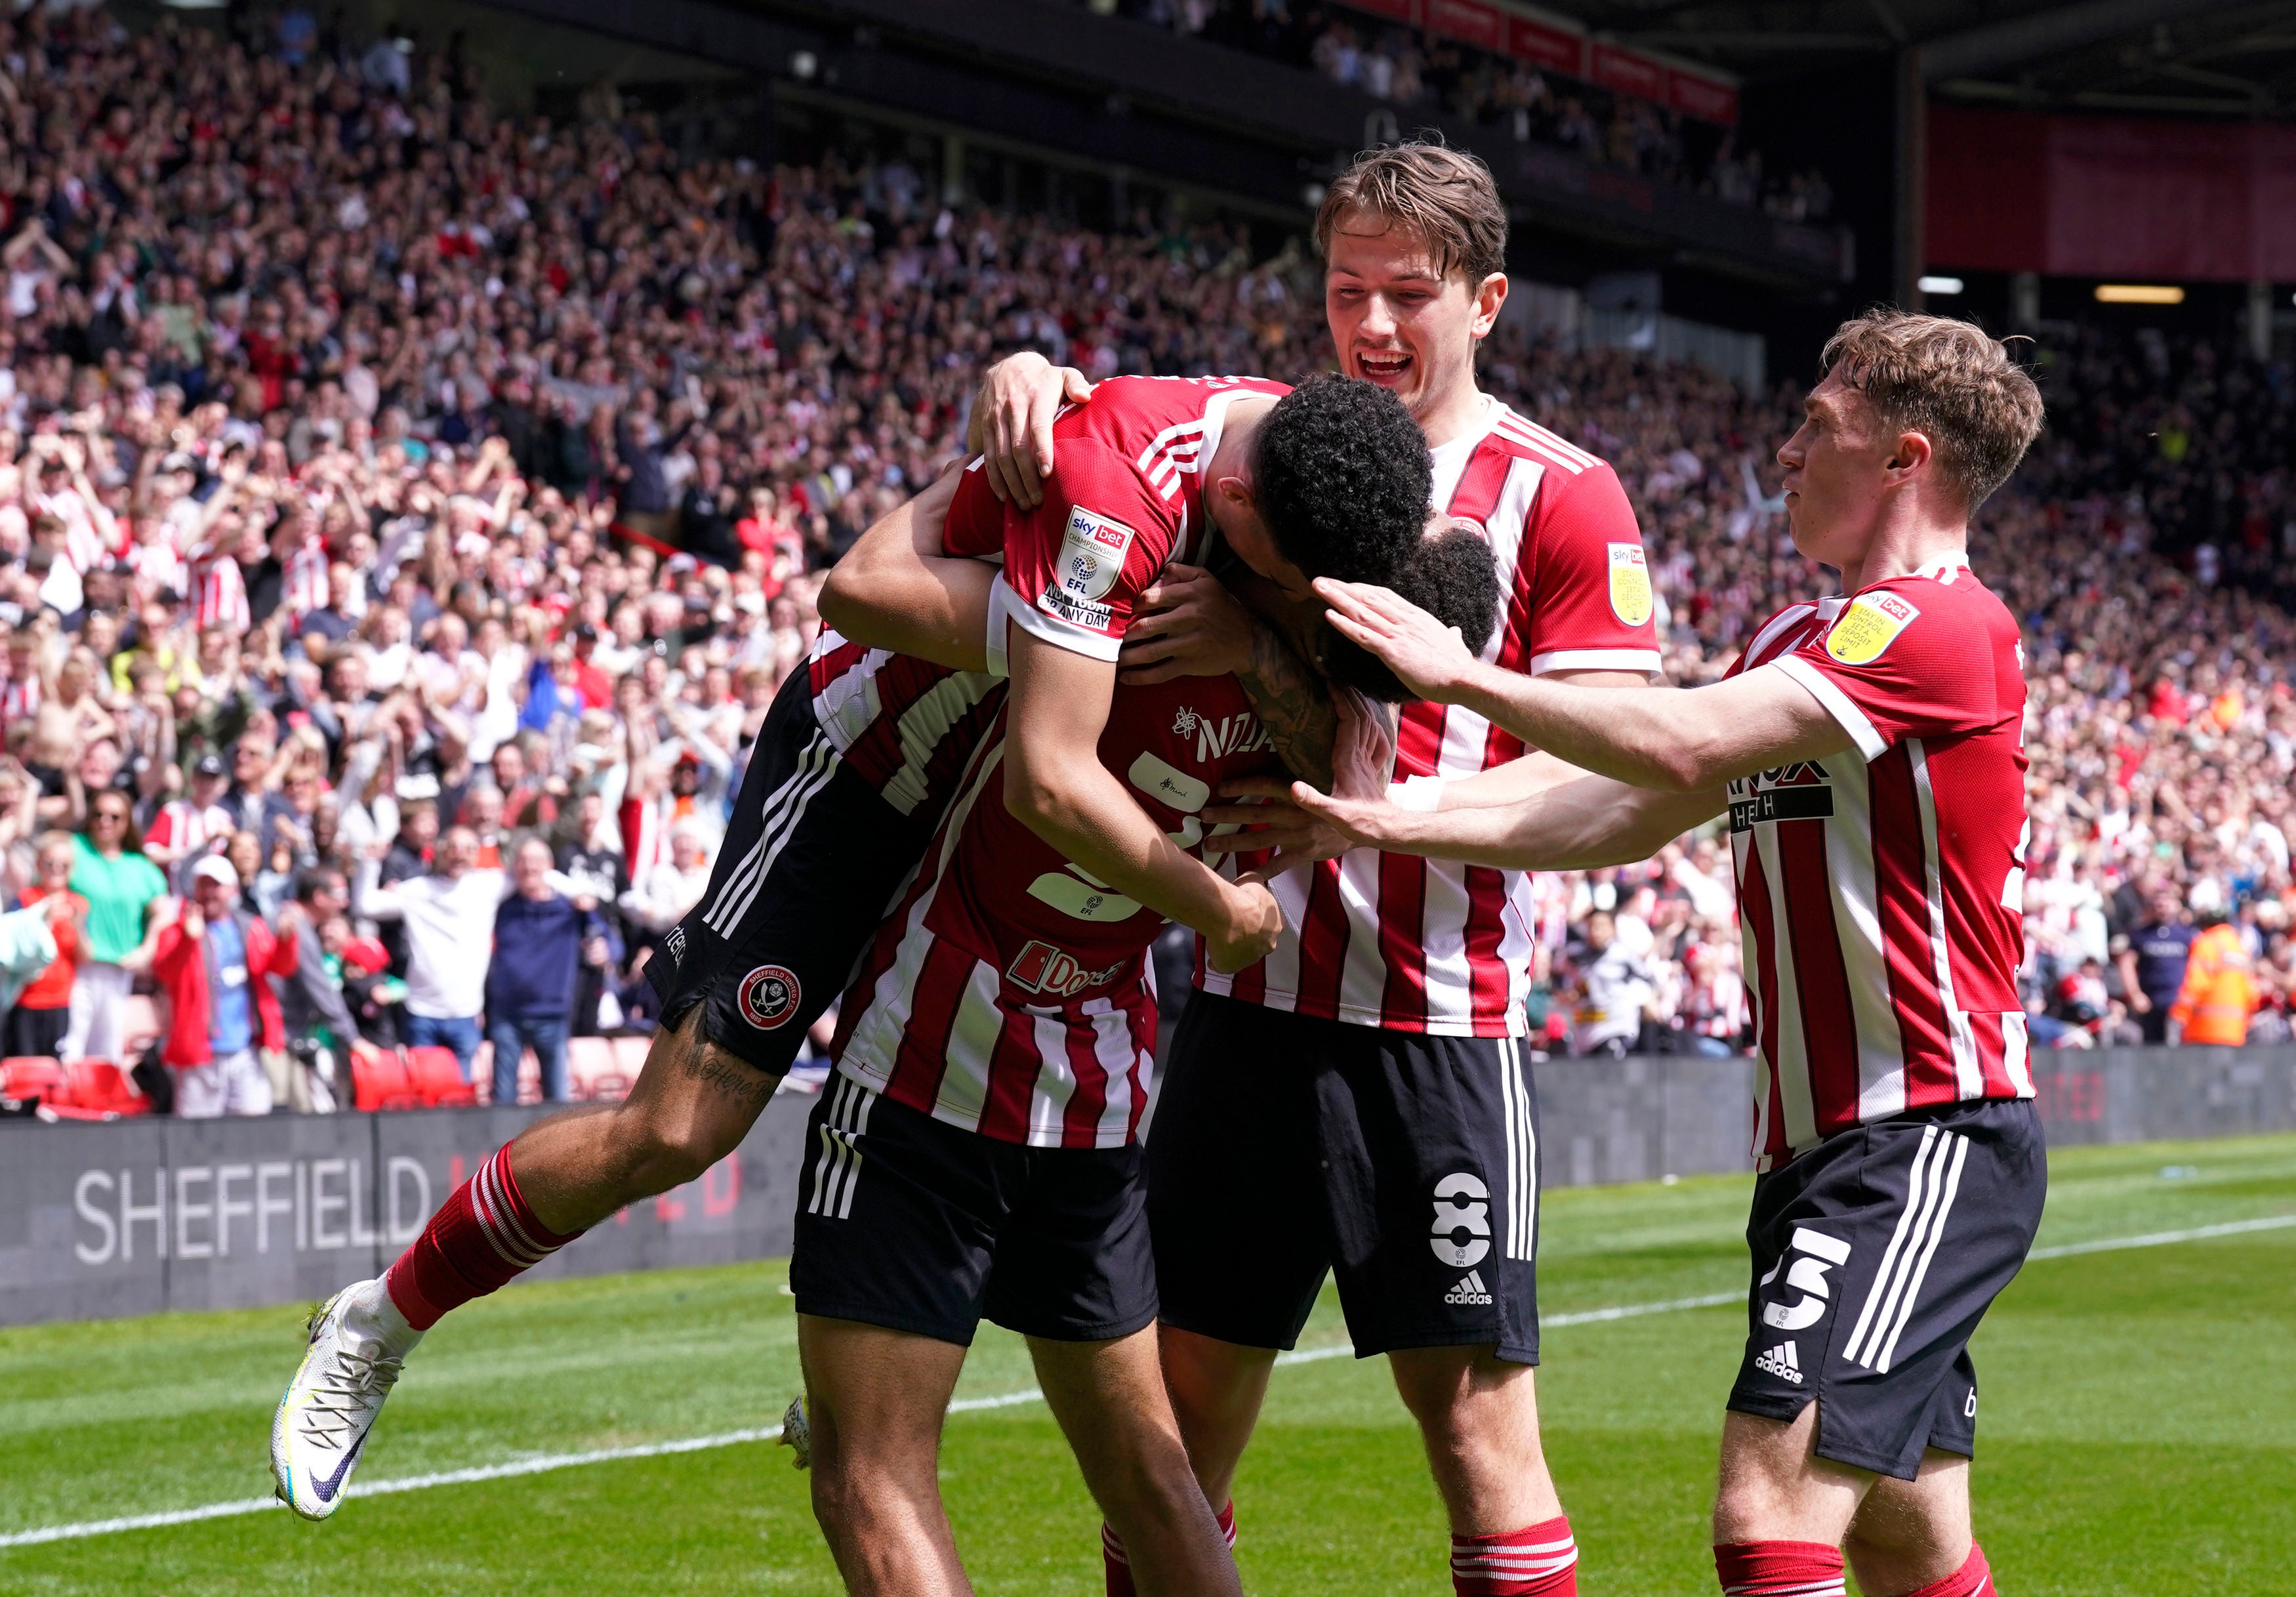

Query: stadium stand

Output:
[0, 1, 2283, 1123]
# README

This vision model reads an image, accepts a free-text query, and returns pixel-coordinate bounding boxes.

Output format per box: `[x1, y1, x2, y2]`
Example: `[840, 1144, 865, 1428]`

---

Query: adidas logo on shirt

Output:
[1445, 1271, 1494, 1306]
[1754, 1341, 1804, 1385]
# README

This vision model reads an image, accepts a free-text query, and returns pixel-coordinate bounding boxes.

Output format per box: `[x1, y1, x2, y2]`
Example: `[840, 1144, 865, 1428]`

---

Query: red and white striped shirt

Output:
[191, 549, 251, 633]
[832, 676, 1282, 1147]
[806, 635, 1003, 821]
[806, 375, 1292, 822]
[1727, 560, 2034, 1167]
[1200, 400, 1663, 1035]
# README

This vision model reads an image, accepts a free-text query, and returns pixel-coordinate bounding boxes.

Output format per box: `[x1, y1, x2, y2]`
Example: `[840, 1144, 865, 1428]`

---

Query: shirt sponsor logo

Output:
[1006, 938, 1129, 999]
[1728, 784, 1836, 833]
[735, 964, 801, 1029]
[1170, 706, 1271, 764]
[1607, 543, 1653, 627]
[1824, 590, 1919, 665]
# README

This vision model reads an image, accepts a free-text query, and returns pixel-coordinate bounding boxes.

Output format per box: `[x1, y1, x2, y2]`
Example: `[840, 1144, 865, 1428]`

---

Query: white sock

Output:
[338, 1277, 424, 1358]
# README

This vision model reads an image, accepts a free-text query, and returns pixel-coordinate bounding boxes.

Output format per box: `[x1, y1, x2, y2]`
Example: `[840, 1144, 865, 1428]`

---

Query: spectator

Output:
[618, 823, 712, 947]
[1567, 909, 1659, 1058]
[352, 825, 502, 1083]
[62, 790, 168, 1064]
[2172, 905, 2259, 1047]
[2117, 889, 2197, 1045]
[151, 857, 302, 1118]
[485, 836, 609, 1104]
[6, 833, 85, 1060]
[142, 751, 235, 890]
[272, 866, 380, 1111]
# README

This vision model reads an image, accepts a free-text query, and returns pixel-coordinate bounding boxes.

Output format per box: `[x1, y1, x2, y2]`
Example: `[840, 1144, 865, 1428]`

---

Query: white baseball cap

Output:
[190, 855, 239, 890]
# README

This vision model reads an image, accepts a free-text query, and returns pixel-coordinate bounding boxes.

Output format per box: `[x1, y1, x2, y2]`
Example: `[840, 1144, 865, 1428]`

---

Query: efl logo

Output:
[1607, 543, 1652, 627]
[1006, 940, 1126, 999]
[736, 964, 801, 1030]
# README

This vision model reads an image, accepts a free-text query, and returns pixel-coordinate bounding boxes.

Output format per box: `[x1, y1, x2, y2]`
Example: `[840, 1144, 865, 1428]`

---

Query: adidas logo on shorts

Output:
[1754, 1340, 1804, 1385]
[1445, 1270, 1494, 1306]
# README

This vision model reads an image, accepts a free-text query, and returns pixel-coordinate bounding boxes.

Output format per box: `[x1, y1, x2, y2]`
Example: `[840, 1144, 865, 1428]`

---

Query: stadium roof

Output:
[1540, 0, 2296, 115]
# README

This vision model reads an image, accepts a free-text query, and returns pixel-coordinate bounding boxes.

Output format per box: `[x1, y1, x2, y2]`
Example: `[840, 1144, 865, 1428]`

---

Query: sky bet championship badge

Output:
[1607, 543, 1652, 627]
[1825, 590, 1921, 665]
[1040, 506, 1134, 630]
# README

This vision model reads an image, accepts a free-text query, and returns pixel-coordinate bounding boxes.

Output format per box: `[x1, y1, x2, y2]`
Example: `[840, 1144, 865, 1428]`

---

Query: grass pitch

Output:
[1, 1133, 2291, 1596]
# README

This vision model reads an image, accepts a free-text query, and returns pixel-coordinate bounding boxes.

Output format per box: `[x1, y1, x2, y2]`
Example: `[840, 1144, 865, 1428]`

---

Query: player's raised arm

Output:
[1003, 629, 1281, 972]
[1316, 575, 1853, 792]
[815, 466, 993, 672]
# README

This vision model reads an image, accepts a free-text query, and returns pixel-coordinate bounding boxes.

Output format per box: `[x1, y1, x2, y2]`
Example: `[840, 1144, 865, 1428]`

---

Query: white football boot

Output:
[272, 1279, 422, 1520]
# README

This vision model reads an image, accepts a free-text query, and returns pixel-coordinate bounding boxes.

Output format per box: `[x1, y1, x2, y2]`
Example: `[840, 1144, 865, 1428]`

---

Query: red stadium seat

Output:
[403, 1047, 479, 1109]
[565, 1037, 615, 1101]
[3, 1057, 67, 1103]
[351, 1048, 419, 1113]
[66, 1060, 152, 1117]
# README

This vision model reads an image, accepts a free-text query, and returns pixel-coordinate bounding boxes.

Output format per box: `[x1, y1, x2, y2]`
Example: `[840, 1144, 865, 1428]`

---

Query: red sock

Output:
[382, 1147, 582, 1329]
[1896, 1544, 1994, 1597]
[1103, 1500, 1234, 1596]
[1452, 1514, 1578, 1594]
[1715, 1541, 1847, 1596]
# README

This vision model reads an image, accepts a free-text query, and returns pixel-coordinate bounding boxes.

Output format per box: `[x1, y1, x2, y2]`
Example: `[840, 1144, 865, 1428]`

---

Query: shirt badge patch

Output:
[1824, 591, 1921, 666]
[1057, 507, 1132, 603]
[1607, 543, 1653, 627]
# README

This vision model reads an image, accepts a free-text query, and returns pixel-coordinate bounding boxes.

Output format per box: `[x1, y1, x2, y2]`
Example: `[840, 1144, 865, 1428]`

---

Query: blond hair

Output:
[1314, 140, 1507, 285]
[1820, 310, 2044, 510]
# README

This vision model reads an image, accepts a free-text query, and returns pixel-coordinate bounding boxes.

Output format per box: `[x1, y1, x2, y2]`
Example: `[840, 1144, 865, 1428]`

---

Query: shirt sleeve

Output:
[1517, 461, 1664, 678]
[1767, 581, 2004, 760]
[985, 441, 1178, 663]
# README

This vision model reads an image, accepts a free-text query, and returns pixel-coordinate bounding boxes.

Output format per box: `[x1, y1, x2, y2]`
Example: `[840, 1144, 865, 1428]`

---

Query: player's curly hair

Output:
[1249, 375, 1431, 585]
[1322, 522, 1502, 703]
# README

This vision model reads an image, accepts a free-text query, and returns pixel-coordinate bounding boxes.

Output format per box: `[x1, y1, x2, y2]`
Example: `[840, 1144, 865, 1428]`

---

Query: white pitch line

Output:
[2026, 1211, 2296, 1260]
[5, 1211, 2288, 1552]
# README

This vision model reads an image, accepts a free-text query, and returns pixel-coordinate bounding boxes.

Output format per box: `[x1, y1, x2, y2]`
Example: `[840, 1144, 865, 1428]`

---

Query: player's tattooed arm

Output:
[681, 1041, 782, 1110]
[1237, 612, 1344, 789]
[1120, 564, 1346, 788]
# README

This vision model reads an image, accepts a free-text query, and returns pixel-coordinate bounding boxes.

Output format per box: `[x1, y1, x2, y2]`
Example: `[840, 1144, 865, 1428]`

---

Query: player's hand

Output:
[1118, 564, 1253, 684]
[1205, 875, 1282, 974]
[964, 352, 1093, 510]
[2129, 991, 2152, 1015]
[1315, 577, 1483, 704]
[1330, 685, 1398, 800]
[1279, 779, 1414, 854]
[1201, 775, 1350, 869]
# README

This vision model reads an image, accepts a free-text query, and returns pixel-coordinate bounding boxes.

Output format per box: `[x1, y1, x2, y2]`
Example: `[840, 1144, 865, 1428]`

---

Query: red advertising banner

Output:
[1425, 0, 1505, 51]
[1506, 15, 1584, 77]
[1927, 106, 2296, 281]
[1667, 68, 1738, 127]
[1589, 41, 1667, 102]
[1348, 0, 1422, 22]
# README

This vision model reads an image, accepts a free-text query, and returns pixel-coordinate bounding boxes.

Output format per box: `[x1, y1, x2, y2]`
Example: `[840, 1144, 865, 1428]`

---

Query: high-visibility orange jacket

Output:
[2171, 924, 2257, 1045]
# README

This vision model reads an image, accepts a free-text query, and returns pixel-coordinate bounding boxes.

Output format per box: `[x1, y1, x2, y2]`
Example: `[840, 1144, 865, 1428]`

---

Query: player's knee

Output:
[607, 1100, 737, 1195]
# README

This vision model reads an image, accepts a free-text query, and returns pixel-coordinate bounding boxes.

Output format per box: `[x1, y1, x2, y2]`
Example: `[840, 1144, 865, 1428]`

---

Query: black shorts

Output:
[789, 1074, 1158, 1346]
[650, 669, 933, 1077]
[1728, 1098, 2046, 1480]
[1147, 989, 1543, 1363]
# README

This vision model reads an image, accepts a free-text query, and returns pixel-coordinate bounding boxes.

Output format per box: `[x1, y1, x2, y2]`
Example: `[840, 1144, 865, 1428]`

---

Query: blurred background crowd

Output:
[0, 3, 2287, 1119]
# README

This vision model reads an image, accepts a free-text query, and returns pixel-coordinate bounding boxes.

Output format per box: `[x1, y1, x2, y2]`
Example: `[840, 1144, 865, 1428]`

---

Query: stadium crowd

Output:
[1083, 0, 1835, 220]
[0, 3, 2287, 1118]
